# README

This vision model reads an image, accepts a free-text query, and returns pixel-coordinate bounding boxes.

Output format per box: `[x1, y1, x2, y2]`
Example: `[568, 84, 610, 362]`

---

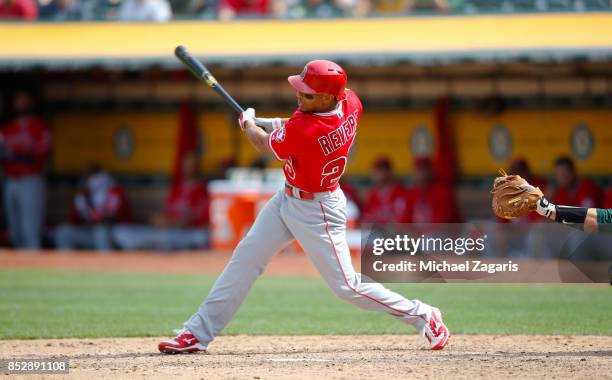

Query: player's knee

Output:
[331, 283, 361, 303]
[229, 240, 270, 272]
[234, 233, 269, 252]
[233, 239, 260, 260]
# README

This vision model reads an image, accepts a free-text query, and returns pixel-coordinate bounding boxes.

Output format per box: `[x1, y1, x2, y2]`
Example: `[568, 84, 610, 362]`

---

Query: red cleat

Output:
[419, 308, 450, 350]
[158, 328, 207, 354]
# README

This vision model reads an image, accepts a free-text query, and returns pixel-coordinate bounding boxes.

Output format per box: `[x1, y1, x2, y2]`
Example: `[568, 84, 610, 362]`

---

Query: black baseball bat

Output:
[174, 45, 245, 114]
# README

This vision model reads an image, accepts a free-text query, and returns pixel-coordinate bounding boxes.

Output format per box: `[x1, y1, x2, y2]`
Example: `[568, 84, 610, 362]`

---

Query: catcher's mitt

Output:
[491, 171, 544, 219]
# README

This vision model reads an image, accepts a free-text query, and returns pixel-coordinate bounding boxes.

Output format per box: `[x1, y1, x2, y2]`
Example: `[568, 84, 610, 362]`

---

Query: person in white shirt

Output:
[118, 0, 172, 22]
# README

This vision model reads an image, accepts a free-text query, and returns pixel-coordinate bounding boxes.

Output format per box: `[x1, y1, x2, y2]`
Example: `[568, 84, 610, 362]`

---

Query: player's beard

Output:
[297, 99, 311, 113]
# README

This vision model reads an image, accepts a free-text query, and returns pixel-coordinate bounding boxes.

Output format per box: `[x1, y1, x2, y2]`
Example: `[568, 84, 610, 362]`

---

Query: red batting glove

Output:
[238, 108, 255, 131]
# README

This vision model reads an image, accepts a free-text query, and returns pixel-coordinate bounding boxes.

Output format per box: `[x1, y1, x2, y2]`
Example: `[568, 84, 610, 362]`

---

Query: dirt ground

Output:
[2, 251, 612, 379]
[0, 249, 331, 277]
[2, 335, 611, 379]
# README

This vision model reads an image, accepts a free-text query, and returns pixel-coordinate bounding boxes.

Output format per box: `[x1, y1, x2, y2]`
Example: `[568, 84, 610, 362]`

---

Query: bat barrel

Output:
[174, 45, 245, 114]
[174, 45, 206, 78]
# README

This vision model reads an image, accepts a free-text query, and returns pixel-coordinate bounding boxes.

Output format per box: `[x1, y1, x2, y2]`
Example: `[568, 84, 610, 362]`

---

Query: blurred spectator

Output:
[0, 0, 38, 20]
[339, 178, 361, 212]
[509, 157, 543, 187]
[364, 0, 411, 15]
[118, 0, 172, 22]
[604, 188, 612, 209]
[501, 157, 546, 223]
[403, 156, 460, 223]
[218, 0, 283, 19]
[362, 0, 459, 15]
[407, 0, 456, 12]
[339, 178, 361, 227]
[361, 157, 407, 224]
[250, 154, 269, 171]
[0, 90, 50, 249]
[550, 156, 603, 209]
[188, 0, 219, 18]
[218, 156, 238, 179]
[39, 0, 83, 21]
[113, 152, 210, 251]
[335, 0, 363, 16]
[53, 165, 131, 251]
[286, 0, 360, 18]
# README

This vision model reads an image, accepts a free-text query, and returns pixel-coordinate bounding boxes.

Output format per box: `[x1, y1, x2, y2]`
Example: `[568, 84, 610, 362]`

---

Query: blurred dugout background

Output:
[0, 0, 611, 255]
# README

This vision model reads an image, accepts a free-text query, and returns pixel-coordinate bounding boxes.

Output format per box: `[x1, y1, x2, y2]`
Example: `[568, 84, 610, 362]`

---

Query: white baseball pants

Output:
[185, 188, 433, 346]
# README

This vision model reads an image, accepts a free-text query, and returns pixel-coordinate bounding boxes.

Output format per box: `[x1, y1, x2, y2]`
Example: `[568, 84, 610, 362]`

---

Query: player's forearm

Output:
[584, 208, 599, 232]
[244, 121, 272, 153]
[536, 198, 598, 232]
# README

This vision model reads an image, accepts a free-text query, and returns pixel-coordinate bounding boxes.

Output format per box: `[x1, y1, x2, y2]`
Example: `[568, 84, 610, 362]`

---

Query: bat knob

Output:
[175, 45, 187, 57]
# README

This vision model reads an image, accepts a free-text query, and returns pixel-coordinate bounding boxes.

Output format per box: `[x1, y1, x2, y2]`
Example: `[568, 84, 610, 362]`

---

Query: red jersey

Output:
[219, 0, 270, 15]
[269, 89, 362, 193]
[404, 184, 461, 223]
[362, 184, 407, 224]
[552, 179, 603, 209]
[165, 180, 209, 227]
[0, 116, 51, 177]
[0, 0, 38, 20]
[72, 185, 131, 224]
[604, 189, 612, 209]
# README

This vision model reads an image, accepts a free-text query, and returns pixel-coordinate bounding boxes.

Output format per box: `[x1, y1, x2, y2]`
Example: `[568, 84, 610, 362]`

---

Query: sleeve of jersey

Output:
[269, 120, 297, 161]
[597, 208, 612, 225]
[347, 89, 364, 119]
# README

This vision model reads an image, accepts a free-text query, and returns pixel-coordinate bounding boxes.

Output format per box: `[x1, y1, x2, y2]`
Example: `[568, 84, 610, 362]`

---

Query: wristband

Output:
[536, 198, 555, 218]
[555, 206, 588, 224]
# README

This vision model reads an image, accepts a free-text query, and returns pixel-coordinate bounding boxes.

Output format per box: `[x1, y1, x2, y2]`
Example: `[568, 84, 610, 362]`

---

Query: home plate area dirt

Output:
[2, 335, 612, 379]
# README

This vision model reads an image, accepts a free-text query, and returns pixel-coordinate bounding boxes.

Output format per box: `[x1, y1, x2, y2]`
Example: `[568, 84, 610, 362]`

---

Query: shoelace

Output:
[172, 327, 188, 336]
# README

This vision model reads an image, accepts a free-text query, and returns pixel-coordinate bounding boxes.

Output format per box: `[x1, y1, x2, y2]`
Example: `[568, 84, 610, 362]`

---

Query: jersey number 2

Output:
[320, 157, 347, 187]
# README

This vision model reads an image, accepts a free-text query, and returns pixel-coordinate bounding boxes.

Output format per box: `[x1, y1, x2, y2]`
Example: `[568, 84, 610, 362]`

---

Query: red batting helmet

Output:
[288, 60, 347, 99]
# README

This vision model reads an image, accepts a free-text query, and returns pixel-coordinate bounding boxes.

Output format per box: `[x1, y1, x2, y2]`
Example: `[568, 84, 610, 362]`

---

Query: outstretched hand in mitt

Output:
[491, 170, 544, 219]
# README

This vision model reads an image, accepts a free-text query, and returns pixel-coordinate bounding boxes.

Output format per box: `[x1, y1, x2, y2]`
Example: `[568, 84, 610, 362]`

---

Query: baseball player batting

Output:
[158, 60, 450, 354]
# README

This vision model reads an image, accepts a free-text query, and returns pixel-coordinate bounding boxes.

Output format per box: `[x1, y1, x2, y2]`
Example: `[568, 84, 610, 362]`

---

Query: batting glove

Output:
[254, 117, 283, 133]
[536, 197, 555, 218]
[238, 108, 255, 131]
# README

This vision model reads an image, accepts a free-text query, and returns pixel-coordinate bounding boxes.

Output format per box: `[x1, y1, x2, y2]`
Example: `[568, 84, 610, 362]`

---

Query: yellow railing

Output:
[1, 13, 611, 62]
